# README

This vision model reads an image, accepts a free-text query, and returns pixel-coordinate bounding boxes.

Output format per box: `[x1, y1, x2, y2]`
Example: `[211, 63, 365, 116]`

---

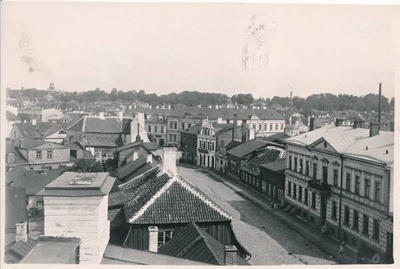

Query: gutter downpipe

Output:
[337, 153, 344, 240]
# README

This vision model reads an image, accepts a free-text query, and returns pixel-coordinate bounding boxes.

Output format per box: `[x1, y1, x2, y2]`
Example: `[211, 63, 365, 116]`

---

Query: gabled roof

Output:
[6, 168, 61, 195]
[5, 237, 38, 263]
[242, 146, 285, 174]
[6, 140, 28, 165]
[227, 139, 268, 158]
[18, 139, 68, 150]
[14, 122, 65, 139]
[286, 126, 394, 164]
[124, 174, 233, 225]
[116, 156, 147, 180]
[68, 116, 132, 134]
[7, 110, 20, 121]
[159, 222, 249, 265]
[182, 124, 202, 135]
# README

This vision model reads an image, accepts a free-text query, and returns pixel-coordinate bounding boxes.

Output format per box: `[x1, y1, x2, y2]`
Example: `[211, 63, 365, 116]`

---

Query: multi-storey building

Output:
[145, 115, 168, 147]
[284, 121, 393, 263]
[181, 124, 201, 165]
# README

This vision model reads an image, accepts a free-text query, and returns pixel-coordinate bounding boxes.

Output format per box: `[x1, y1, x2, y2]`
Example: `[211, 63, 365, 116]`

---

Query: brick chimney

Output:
[148, 226, 159, 253]
[309, 117, 315, 131]
[335, 118, 344, 127]
[224, 245, 237, 265]
[369, 122, 380, 137]
[241, 119, 247, 142]
[37, 172, 115, 264]
[161, 147, 177, 176]
[233, 114, 238, 141]
[353, 118, 363, 129]
[15, 221, 28, 242]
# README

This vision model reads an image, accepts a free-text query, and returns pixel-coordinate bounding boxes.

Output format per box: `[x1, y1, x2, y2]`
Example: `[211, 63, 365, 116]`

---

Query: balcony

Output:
[307, 179, 331, 194]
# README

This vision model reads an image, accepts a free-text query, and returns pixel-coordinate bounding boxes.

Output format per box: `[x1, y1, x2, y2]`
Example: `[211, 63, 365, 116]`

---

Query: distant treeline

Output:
[7, 88, 394, 113]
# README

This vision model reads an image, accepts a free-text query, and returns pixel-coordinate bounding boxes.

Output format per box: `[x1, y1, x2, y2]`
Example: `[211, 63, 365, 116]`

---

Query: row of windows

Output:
[199, 139, 215, 151]
[147, 125, 164, 133]
[287, 181, 315, 208]
[340, 205, 380, 241]
[288, 154, 383, 203]
[35, 150, 53, 159]
[168, 122, 193, 130]
[251, 122, 284, 132]
[168, 134, 177, 142]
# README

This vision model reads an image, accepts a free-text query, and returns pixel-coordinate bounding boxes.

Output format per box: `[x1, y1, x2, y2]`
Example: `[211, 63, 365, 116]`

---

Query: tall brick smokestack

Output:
[378, 82, 382, 129]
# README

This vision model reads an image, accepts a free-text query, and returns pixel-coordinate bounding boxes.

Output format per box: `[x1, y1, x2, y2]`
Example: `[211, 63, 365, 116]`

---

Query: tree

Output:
[65, 159, 104, 173]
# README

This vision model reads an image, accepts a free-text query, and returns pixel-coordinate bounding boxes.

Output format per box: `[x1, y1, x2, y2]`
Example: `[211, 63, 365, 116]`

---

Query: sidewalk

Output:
[177, 163, 358, 264]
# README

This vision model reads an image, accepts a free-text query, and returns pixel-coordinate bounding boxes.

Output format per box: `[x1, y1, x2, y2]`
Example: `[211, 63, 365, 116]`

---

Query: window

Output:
[182, 123, 185, 130]
[311, 192, 316, 209]
[47, 150, 53, 159]
[252, 124, 256, 129]
[161, 126, 164, 133]
[353, 210, 359, 231]
[158, 230, 173, 247]
[288, 182, 292, 196]
[281, 123, 284, 130]
[306, 160, 310, 176]
[294, 157, 298, 172]
[299, 186, 303, 202]
[154, 126, 158, 133]
[259, 124, 262, 130]
[373, 219, 380, 241]
[275, 123, 278, 130]
[289, 156, 292, 170]
[362, 214, 369, 235]
[304, 189, 308, 205]
[264, 124, 267, 130]
[169, 122, 173, 129]
[174, 122, 177, 129]
[344, 206, 350, 226]
[36, 150, 42, 159]
[269, 124, 273, 131]
[299, 159, 303, 174]
[148, 125, 152, 132]
[322, 166, 328, 183]
[331, 201, 337, 220]
[313, 163, 317, 179]
[375, 181, 382, 202]
[346, 172, 352, 191]
[355, 174, 360, 195]
[365, 177, 371, 198]
[293, 184, 297, 199]
[188, 123, 191, 128]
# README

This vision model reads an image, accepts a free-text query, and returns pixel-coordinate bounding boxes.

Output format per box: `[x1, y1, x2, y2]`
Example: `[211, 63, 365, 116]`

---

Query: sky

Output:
[1, 2, 397, 99]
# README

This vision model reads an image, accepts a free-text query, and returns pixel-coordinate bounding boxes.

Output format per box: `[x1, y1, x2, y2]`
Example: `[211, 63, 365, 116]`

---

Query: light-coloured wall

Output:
[27, 148, 70, 164]
[43, 195, 109, 264]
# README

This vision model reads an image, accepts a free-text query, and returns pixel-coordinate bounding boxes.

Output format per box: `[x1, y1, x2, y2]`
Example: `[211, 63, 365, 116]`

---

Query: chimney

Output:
[99, 112, 105, 119]
[247, 128, 255, 141]
[335, 118, 344, 127]
[217, 117, 223, 124]
[369, 122, 380, 137]
[353, 118, 363, 128]
[116, 111, 123, 121]
[295, 119, 299, 128]
[224, 245, 237, 265]
[215, 104, 219, 109]
[233, 114, 238, 141]
[15, 222, 28, 242]
[148, 226, 159, 253]
[135, 123, 141, 142]
[378, 82, 382, 126]
[390, 122, 394, 132]
[31, 118, 37, 126]
[289, 116, 292, 125]
[147, 154, 153, 163]
[241, 119, 247, 142]
[128, 105, 132, 110]
[37, 172, 115, 264]
[309, 117, 315, 131]
[133, 151, 139, 161]
[168, 104, 171, 110]
[161, 147, 177, 176]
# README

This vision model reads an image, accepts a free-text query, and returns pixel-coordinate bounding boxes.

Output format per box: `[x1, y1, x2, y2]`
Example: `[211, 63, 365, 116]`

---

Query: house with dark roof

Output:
[180, 123, 202, 165]
[108, 148, 250, 260]
[259, 159, 287, 204]
[226, 139, 269, 178]
[159, 222, 250, 265]
[64, 141, 96, 161]
[115, 140, 159, 167]
[10, 121, 67, 143]
[240, 144, 286, 193]
[6, 166, 62, 214]
[6, 138, 73, 171]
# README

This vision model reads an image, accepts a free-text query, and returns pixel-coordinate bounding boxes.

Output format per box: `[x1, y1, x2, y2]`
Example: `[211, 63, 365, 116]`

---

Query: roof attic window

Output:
[69, 174, 95, 185]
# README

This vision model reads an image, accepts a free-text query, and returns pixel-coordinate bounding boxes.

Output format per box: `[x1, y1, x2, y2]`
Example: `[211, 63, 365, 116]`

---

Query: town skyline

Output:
[1, 3, 396, 99]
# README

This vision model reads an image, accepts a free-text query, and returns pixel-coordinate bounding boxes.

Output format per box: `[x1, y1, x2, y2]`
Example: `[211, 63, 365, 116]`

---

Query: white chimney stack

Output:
[133, 151, 139, 161]
[116, 111, 123, 121]
[148, 226, 159, 252]
[99, 112, 105, 119]
[31, 119, 37, 126]
[15, 222, 28, 242]
[247, 128, 255, 141]
[224, 245, 238, 265]
[147, 154, 152, 163]
[161, 147, 177, 176]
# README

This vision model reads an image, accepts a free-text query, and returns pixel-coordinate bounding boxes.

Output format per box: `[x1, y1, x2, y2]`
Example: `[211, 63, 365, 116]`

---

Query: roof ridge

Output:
[127, 174, 176, 223]
[82, 116, 87, 132]
[175, 176, 234, 221]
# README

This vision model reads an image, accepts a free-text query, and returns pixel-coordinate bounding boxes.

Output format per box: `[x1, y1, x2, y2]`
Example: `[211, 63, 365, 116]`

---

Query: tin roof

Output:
[37, 172, 115, 196]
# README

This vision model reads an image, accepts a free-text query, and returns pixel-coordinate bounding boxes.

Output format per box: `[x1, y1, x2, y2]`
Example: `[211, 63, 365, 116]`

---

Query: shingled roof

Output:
[242, 146, 285, 175]
[116, 156, 148, 180]
[68, 116, 132, 134]
[159, 222, 249, 265]
[124, 174, 233, 225]
[14, 122, 65, 139]
[227, 139, 268, 158]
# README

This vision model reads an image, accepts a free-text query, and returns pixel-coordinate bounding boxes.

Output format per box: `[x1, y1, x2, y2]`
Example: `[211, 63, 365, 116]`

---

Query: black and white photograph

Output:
[1, 1, 398, 266]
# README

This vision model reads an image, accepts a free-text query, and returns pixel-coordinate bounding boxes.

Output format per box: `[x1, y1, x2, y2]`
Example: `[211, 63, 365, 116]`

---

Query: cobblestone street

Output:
[178, 166, 336, 265]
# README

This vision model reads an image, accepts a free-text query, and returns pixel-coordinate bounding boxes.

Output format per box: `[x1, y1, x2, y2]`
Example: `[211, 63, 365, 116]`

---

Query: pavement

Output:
[177, 162, 359, 264]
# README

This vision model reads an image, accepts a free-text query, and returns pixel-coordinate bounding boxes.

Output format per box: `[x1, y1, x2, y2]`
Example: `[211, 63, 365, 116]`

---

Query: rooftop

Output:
[227, 139, 268, 158]
[37, 172, 115, 197]
[68, 115, 132, 134]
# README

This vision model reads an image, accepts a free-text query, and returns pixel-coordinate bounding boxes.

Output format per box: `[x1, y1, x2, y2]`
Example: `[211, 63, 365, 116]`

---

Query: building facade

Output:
[284, 123, 393, 263]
